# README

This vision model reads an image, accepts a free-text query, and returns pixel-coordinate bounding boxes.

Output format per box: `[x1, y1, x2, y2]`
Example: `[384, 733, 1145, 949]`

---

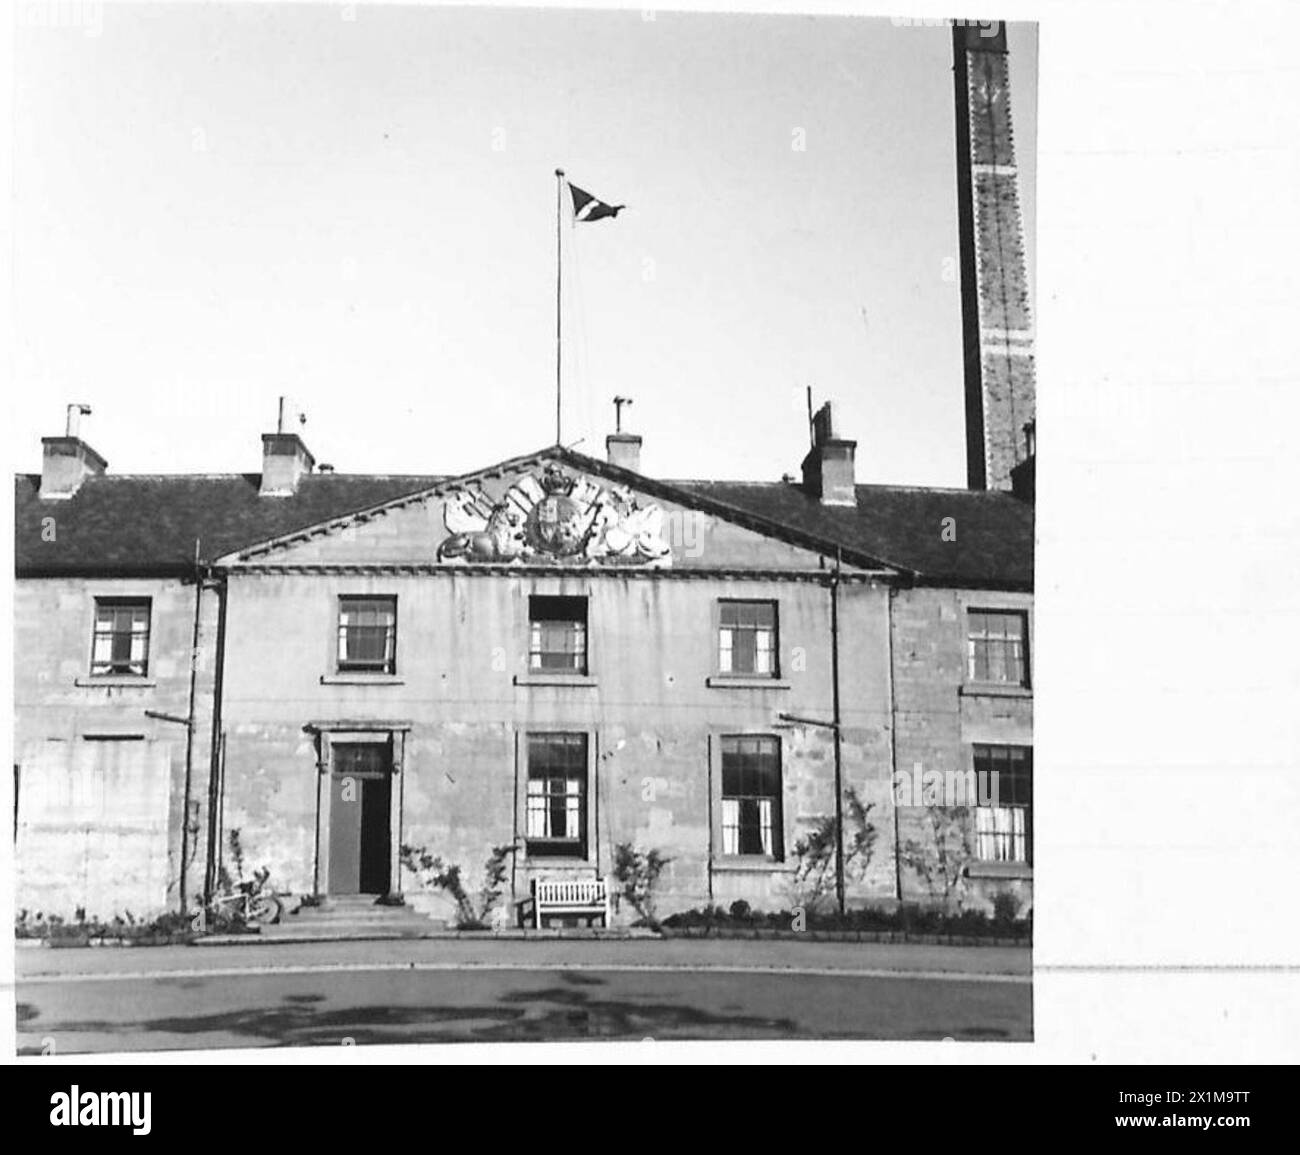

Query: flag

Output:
[569, 183, 625, 222]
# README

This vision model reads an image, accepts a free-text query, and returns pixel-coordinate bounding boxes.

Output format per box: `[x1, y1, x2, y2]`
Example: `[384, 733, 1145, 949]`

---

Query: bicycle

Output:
[193, 875, 283, 932]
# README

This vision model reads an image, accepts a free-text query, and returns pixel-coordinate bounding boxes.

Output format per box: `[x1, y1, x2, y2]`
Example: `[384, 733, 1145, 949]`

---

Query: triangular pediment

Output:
[217, 447, 896, 574]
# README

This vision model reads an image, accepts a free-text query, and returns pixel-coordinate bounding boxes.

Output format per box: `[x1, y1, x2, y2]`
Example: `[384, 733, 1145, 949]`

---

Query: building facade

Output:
[15, 406, 1033, 925]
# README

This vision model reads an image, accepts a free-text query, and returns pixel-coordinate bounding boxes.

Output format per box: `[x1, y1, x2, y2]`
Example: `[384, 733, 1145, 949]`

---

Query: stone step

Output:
[289, 907, 425, 921]
[257, 924, 434, 941]
[264, 911, 437, 935]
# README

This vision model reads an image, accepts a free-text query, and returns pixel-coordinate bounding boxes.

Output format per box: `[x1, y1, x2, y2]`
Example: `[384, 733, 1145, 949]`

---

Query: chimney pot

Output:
[801, 402, 857, 507]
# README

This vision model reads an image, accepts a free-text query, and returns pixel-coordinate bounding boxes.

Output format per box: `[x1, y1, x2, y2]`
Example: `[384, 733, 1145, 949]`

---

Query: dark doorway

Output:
[328, 741, 393, 895]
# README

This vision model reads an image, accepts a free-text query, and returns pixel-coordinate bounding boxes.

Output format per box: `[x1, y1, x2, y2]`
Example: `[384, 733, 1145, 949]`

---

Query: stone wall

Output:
[216, 569, 899, 918]
[14, 575, 220, 918]
[891, 585, 1034, 914]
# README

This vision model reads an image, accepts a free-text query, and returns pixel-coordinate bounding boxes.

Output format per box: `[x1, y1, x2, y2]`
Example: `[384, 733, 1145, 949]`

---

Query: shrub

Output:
[898, 807, 973, 909]
[612, 842, 671, 929]
[14, 908, 198, 944]
[657, 902, 1029, 941]
[991, 889, 1020, 924]
[400, 841, 519, 929]
[789, 787, 877, 911]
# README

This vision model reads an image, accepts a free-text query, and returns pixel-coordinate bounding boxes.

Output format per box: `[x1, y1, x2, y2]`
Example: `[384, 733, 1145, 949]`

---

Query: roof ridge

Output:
[673, 478, 1013, 496]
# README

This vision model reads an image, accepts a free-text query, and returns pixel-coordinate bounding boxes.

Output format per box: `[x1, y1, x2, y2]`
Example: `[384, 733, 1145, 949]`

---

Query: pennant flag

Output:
[569, 183, 625, 222]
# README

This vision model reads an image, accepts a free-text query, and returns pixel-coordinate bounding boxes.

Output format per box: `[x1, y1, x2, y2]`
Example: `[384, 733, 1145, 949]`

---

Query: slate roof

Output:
[14, 473, 442, 576]
[15, 448, 1033, 588]
[671, 479, 1034, 588]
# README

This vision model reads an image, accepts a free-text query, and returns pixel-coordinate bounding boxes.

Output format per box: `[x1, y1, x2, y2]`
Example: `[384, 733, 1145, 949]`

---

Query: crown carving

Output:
[539, 464, 576, 496]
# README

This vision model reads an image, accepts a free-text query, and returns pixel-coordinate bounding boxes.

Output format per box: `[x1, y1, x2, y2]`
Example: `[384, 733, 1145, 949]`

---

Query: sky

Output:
[10, 2, 1036, 487]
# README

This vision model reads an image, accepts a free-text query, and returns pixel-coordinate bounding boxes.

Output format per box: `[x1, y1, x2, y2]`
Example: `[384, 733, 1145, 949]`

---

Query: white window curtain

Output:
[525, 779, 546, 838]
[976, 806, 1026, 862]
[721, 799, 739, 854]
[564, 778, 581, 838]
[757, 798, 774, 854]
[721, 798, 774, 856]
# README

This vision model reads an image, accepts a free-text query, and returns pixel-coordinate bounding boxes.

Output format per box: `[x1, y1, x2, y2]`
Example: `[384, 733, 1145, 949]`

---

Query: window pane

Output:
[737, 798, 764, 855]
[92, 599, 150, 675]
[526, 733, 588, 854]
[717, 602, 778, 677]
[338, 597, 396, 671]
[987, 645, 1007, 683]
[529, 598, 588, 674]
[720, 735, 782, 858]
[731, 628, 756, 674]
[966, 610, 1028, 685]
[974, 745, 1031, 862]
[721, 799, 739, 855]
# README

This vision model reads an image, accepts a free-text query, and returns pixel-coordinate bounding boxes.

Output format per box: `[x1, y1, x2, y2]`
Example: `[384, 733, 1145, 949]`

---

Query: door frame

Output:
[306, 721, 409, 899]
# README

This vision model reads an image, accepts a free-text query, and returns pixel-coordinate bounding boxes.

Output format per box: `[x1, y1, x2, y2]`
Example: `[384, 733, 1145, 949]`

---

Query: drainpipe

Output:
[888, 585, 903, 904]
[178, 540, 203, 912]
[830, 549, 846, 917]
[705, 736, 715, 906]
[203, 573, 229, 906]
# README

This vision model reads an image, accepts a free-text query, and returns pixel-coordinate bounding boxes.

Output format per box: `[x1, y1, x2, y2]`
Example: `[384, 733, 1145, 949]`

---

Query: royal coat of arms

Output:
[436, 463, 672, 567]
[525, 469, 586, 555]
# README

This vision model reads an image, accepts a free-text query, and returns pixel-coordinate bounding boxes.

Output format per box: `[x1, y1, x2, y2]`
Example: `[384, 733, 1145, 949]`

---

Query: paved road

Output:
[15, 939, 1032, 1052]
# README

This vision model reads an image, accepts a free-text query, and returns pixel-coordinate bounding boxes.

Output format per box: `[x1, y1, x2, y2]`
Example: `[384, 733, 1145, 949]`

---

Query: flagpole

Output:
[554, 167, 564, 445]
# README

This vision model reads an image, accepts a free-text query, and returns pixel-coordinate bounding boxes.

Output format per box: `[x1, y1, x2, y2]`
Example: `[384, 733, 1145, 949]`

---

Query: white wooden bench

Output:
[522, 877, 613, 929]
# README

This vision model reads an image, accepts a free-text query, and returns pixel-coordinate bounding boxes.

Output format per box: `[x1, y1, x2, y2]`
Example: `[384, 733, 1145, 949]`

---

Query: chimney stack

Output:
[260, 396, 315, 496]
[606, 433, 642, 473]
[606, 395, 642, 472]
[40, 404, 106, 499]
[801, 402, 857, 507]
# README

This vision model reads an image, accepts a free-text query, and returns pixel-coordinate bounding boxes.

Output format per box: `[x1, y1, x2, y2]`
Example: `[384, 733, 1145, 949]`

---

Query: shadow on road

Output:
[18, 977, 803, 1051]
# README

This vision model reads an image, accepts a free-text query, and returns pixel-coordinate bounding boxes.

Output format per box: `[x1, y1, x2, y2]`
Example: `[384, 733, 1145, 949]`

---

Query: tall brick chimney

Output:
[801, 402, 857, 507]
[40, 404, 106, 499]
[953, 21, 1036, 491]
[260, 397, 315, 496]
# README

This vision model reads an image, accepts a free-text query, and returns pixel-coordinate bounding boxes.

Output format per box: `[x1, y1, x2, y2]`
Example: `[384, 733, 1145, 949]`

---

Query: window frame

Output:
[972, 743, 1033, 865]
[523, 731, 590, 860]
[965, 607, 1031, 689]
[717, 598, 780, 679]
[718, 733, 785, 861]
[336, 595, 398, 676]
[527, 595, 589, 677]
[89, 597, 152, 678]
